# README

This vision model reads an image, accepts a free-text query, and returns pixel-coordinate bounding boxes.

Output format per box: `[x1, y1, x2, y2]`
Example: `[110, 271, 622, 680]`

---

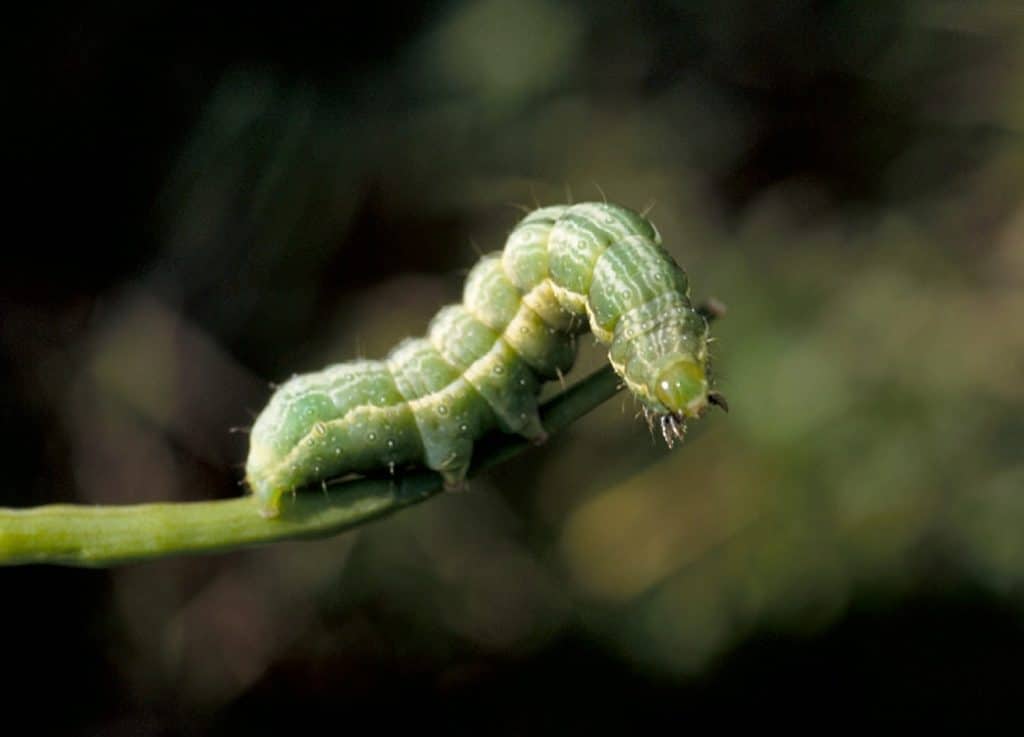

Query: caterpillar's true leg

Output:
[440, 463, 471, 493]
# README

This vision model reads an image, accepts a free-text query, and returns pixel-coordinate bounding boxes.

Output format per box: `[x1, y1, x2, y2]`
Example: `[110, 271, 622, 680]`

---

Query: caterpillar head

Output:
[615, 301, 725, 447]
[654, 357, 708, 418]
[649, 356, 727, 446]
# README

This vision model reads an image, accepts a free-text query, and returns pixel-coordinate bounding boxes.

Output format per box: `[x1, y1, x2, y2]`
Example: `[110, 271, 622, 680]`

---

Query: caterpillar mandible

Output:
[246, 202, 725, 518]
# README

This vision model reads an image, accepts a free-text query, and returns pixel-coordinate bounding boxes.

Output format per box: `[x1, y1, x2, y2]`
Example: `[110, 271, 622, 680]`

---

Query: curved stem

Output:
[0, 366, 622, 567]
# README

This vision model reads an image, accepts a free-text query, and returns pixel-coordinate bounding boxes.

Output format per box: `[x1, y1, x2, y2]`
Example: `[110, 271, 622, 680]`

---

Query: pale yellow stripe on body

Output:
[260, 401, 396, 490]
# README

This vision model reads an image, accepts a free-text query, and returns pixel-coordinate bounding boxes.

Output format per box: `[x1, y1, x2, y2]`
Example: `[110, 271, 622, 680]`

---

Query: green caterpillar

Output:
[246, 202, 724, 518]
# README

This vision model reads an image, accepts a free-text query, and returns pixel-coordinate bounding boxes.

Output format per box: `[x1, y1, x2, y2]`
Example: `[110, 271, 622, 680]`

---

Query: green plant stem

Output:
[0, 366, 622, 568]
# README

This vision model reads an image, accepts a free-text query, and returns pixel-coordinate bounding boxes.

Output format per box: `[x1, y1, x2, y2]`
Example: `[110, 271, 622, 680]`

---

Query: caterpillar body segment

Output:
[246, 202, 716, 518]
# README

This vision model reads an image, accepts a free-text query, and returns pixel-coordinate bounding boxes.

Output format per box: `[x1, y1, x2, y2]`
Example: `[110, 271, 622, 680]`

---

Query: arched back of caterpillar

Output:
[246, 202, 723, 518]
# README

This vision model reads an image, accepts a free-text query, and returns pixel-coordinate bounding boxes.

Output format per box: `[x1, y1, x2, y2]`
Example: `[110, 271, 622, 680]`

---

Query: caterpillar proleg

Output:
[246, 203, 722, 518]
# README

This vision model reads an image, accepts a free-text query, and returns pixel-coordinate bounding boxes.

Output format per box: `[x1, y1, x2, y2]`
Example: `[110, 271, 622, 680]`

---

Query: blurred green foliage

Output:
[4, 0, 1023, 730]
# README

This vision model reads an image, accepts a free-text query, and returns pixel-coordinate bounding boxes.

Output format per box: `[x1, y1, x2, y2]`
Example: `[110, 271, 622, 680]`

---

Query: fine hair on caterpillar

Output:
[246, 202, 724, 518]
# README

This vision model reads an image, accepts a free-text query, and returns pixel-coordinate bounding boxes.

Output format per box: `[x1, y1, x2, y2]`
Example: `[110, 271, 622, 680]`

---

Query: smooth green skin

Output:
[247, 203, 713, 517]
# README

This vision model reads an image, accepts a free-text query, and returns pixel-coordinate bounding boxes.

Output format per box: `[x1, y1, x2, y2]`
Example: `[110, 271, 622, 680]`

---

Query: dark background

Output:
[4, 2, 1023, 733]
